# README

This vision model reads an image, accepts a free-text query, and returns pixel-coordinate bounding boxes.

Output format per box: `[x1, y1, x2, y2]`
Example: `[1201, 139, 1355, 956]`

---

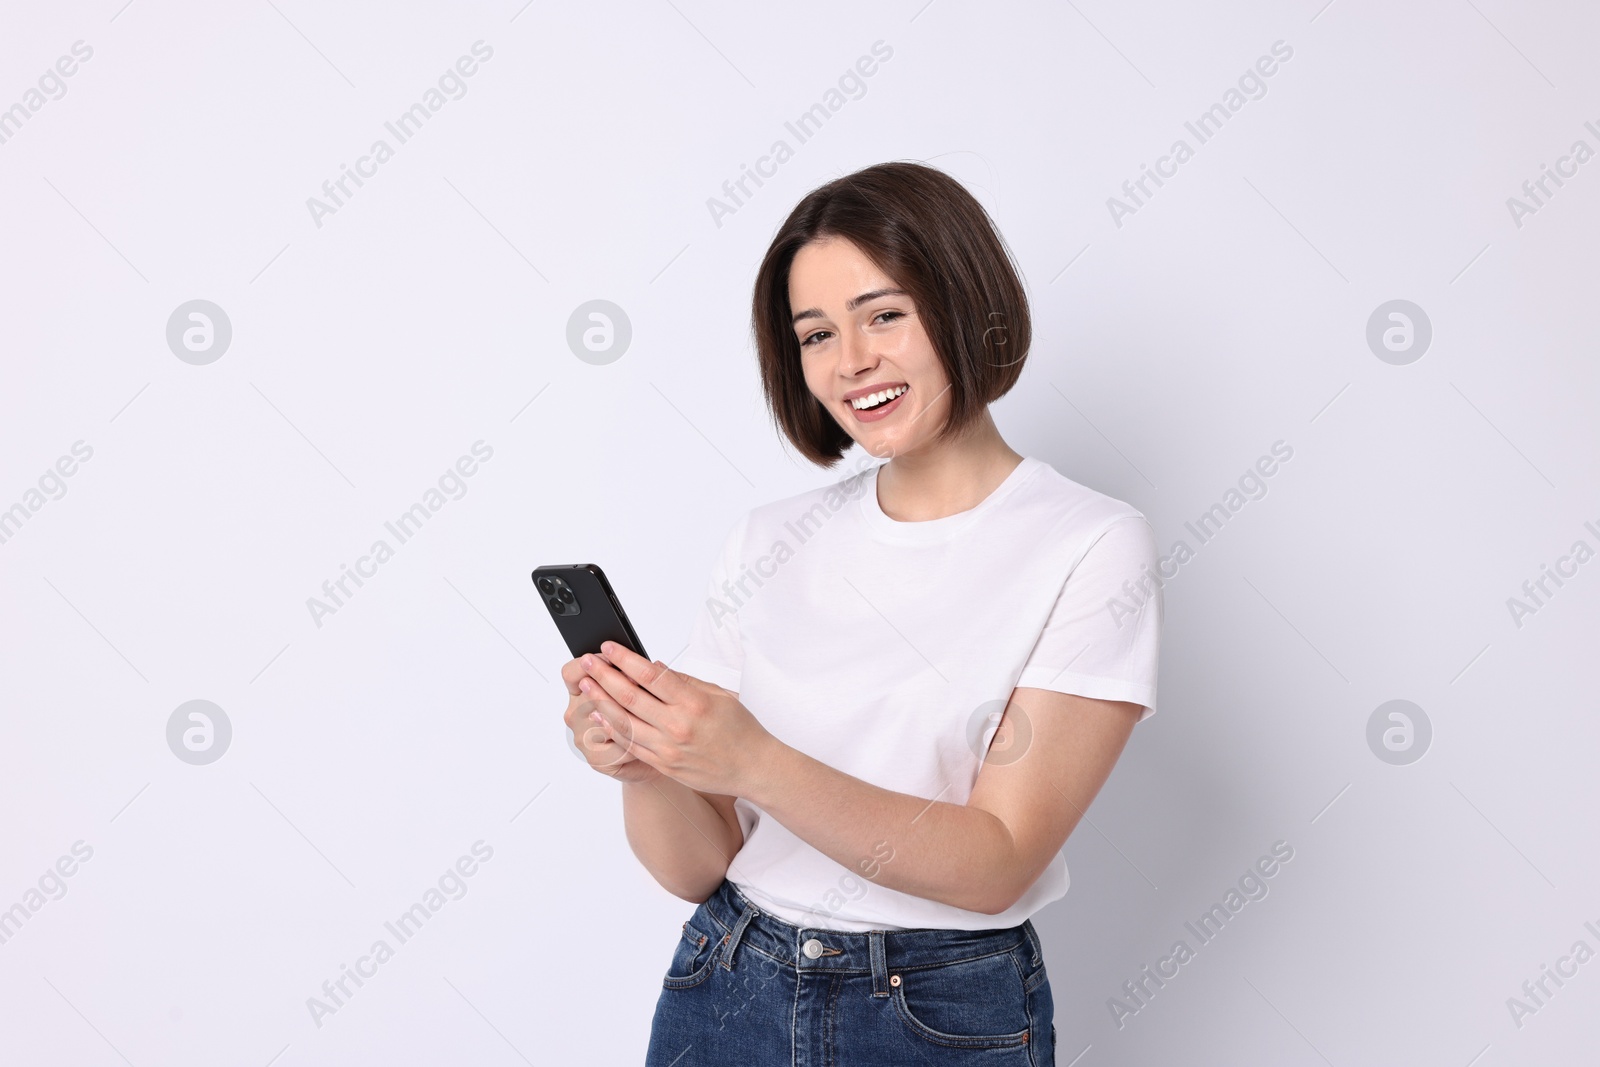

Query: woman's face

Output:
[788, 236, 952, 461]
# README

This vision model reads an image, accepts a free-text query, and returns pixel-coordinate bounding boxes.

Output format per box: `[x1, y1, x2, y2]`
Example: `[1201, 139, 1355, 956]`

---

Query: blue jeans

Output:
[645, 878, 1057, 1066]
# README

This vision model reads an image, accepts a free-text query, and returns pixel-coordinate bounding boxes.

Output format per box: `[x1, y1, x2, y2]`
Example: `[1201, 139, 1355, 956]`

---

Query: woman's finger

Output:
[571, 700, 633, 769]
[581, 679, 658, 762]
[596, 641, 689, 705]
[560, 657, 591, 695]
[583, 653, 668, 729]
[574, 721, 625, 767]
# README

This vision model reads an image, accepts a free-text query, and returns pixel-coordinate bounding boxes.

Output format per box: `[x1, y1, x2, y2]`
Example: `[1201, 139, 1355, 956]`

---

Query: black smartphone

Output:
[531, 564, 648, 660]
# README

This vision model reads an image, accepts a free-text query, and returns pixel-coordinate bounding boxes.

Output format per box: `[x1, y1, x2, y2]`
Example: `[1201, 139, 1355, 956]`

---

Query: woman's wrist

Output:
[736, 733, 797, 810]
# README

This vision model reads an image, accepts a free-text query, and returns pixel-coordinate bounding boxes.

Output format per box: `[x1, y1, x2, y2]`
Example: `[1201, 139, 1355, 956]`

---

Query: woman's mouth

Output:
[849, 384, 908, 423]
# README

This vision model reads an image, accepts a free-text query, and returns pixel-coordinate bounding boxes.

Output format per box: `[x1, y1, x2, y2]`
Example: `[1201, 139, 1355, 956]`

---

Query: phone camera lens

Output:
[558, 588, 574, 604]
[537, 577, 555, 595]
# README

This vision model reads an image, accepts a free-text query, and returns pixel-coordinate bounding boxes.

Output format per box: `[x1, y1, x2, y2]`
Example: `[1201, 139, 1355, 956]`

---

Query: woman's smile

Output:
[846, 383, 910, 422]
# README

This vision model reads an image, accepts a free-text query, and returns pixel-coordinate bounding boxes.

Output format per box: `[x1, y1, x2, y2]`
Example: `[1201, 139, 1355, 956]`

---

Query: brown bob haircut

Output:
[751, 160, 1032, 468]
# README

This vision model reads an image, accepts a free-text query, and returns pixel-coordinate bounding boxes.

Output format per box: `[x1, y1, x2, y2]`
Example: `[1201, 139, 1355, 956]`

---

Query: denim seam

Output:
[733, 939, 790, 970]
[718, 903, 760, 971]
[824, 973, 843, 1057]
[1022, 919, 1043, 967]
[889, 981, 1032, 1050]
[1013, 947, 1040, 1066]
[734, 941, 1023, 977]
[884, 940, 1028, 975]
[1021, 939, 1047, 995]
[869, 930, 889, 998]
[661, 926, 716, 990]
[704, 897, 1029, 975]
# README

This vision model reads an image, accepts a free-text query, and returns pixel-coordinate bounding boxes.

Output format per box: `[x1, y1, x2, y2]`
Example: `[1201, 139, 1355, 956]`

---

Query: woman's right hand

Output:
[563, 655, 662, 784]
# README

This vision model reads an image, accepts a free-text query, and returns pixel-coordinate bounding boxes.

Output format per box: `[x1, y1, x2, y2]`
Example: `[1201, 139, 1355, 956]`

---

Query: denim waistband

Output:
[695, 879, 1042, 996]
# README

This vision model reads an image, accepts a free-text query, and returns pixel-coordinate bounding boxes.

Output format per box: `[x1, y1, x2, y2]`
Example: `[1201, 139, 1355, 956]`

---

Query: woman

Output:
[563, 161, 1163, 1065]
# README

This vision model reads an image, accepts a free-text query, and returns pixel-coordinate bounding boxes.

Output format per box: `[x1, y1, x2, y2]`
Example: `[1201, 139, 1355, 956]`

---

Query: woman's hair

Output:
[752, 160, 1032, 468]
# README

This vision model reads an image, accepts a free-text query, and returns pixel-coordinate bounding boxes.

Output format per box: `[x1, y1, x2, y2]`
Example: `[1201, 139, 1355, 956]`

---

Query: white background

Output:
[2, 1, 1597, 1063]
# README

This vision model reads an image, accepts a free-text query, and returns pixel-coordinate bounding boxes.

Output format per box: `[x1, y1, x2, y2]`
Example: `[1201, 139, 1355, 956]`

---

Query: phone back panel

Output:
[531, 564, 647, 660]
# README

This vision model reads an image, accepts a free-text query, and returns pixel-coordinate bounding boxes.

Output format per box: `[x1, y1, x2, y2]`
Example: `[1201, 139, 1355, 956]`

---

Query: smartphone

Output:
[531, 564, 648, 660]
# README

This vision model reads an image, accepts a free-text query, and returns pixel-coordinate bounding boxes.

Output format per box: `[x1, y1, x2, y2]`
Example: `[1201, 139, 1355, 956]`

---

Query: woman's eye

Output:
[799, 311, 900, 348]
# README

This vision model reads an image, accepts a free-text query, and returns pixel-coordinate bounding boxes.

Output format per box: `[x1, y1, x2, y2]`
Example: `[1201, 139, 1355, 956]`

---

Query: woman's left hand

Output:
[578, 641, 775, 797]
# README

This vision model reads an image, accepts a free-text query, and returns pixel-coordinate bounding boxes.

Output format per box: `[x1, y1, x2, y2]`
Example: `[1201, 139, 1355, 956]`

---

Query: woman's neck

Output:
[872, 416, 1024, 522]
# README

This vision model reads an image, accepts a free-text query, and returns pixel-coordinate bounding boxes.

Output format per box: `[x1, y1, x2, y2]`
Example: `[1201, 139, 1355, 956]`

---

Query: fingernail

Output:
[589, 711, 604, 726]
[579, 679, 592, 693]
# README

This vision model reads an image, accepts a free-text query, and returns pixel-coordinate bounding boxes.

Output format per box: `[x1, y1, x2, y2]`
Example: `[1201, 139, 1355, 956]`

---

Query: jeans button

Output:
[802, 938, 824, 959]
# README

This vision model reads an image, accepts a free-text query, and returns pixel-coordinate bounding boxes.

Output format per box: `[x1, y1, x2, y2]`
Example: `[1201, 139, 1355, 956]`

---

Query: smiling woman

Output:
[563, 161, 1163, 1066]
[752, 162, 1031, 473]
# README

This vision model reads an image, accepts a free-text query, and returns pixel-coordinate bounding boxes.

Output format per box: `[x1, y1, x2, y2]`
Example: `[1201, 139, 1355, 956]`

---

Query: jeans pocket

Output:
[890, 951, 1032, 1049]
[662, 918, 718, 990]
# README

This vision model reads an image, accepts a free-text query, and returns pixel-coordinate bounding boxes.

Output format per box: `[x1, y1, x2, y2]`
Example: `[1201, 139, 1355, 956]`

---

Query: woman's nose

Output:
[837, 329, 875, 373]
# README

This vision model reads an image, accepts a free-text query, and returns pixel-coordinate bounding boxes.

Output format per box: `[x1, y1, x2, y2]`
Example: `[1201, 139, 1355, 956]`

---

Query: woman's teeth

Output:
[850, 385, 908, 411]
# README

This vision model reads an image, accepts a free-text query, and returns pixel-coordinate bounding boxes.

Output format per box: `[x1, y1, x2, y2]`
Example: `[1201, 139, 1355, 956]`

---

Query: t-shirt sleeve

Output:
[1014, 513, 1163, 720]
[671, 511, 749, 693]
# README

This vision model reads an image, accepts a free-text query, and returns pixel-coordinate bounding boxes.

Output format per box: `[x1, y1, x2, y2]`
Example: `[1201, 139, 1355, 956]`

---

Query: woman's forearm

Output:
[620, 776, 741, 903]
[742, 739, 1018, 915]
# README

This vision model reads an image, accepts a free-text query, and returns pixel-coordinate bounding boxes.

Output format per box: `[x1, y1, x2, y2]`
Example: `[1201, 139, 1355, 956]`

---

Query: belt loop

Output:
[720, 901, 759, 970]
[869, 930, 889, 997]
[1021, 920, 1042, 967]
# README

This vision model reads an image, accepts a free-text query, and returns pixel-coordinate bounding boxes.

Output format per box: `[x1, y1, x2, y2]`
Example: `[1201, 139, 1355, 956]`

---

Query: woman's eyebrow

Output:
[791, 288, 908, 326]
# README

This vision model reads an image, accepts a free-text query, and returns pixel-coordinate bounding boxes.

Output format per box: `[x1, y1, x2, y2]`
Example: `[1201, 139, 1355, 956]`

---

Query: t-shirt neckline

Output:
[859, 456, 1043, 544]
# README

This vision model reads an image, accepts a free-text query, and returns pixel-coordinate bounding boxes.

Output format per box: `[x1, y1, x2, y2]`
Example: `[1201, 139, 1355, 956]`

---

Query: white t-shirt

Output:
[673, 455, 1163, 932]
